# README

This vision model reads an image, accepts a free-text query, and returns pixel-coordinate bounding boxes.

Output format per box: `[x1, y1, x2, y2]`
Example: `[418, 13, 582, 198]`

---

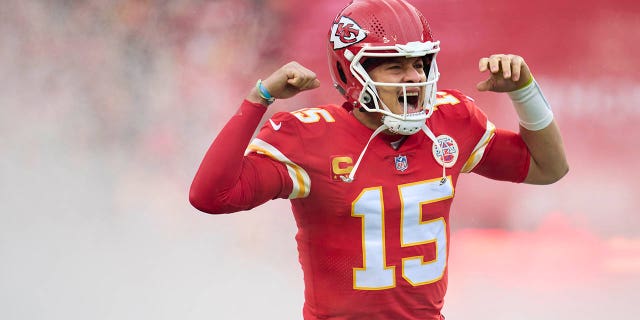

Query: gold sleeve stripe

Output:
[461, 121, 496, 173]
[245, 138, 311, 199]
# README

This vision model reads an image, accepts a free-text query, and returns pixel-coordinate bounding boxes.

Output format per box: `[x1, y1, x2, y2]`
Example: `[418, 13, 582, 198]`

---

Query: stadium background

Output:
[1, 0, 639, 319]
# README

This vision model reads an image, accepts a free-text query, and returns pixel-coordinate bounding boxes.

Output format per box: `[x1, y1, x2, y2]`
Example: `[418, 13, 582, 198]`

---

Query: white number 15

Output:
[352, 178, 454, 290]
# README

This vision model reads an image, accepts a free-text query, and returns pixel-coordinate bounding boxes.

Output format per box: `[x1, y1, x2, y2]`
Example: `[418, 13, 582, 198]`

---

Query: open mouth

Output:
[398, 91, 421, 113]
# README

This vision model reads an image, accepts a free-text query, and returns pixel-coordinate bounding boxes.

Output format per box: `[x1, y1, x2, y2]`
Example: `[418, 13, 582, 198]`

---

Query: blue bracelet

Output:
[256, 79, 275, 105]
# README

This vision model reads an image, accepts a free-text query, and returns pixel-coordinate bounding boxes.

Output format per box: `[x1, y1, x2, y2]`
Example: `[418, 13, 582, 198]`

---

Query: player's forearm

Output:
[520, 120, 569, 184]
[506, 79, 569, 184]
[189, 100, 268, 213]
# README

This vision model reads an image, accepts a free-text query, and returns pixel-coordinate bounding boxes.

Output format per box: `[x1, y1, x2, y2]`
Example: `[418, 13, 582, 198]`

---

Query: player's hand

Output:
[249, 61, 321, 104]
[476, 54, 532, 92]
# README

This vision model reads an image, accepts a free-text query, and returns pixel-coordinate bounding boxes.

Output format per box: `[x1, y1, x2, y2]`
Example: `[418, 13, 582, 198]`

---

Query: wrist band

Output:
[507, 78, 554, 131]
[256, 79, 275, 105]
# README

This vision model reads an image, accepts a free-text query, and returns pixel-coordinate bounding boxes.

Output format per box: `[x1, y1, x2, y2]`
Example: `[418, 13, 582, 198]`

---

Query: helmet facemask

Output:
[347, 41, 440, 135]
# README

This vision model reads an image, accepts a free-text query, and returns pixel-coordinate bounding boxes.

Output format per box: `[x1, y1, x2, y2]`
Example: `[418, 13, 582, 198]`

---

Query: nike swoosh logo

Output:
[269, 119, 282, 131]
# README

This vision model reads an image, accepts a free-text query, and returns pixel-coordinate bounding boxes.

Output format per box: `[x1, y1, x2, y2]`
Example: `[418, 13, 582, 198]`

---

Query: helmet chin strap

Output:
[341, 122, 448, 185]
[382, 113, 427, 135]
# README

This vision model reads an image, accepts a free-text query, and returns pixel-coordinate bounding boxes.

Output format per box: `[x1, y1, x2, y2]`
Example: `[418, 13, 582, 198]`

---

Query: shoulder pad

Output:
[435, 89, 474, 108]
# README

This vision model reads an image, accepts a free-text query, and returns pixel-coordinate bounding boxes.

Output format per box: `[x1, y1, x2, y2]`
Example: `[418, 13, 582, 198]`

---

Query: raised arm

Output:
[189, 62, 320, 214]
[477, 54, 569, 185]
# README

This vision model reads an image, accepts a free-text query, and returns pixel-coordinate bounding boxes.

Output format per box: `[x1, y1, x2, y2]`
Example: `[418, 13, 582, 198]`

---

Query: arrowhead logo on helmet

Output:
[330, 16, 367, 50]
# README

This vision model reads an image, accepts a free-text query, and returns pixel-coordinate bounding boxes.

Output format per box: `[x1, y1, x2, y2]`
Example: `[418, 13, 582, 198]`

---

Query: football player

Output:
[189, 0, 568, 319]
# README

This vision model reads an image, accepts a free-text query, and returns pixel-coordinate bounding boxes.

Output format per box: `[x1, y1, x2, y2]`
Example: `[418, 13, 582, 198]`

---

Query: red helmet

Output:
[327, 0, 441, 131]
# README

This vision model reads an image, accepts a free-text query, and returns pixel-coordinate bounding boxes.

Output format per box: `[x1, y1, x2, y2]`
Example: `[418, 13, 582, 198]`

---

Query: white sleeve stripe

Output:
[245, 138, 311, 199]
[461, 121, 496, 173]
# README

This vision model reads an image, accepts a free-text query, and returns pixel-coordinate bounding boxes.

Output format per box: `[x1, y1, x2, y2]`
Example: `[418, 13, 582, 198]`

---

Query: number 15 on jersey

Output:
[352, 177, 454, 290]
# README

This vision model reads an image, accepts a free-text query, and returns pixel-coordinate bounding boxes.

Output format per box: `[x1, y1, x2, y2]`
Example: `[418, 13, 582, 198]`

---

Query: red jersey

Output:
[241, 90, 528, 319]
[190, 89, 530, 319]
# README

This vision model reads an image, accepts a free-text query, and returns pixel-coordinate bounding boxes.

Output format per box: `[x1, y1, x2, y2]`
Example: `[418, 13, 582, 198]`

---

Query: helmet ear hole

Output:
[336, 62, 348, 84]
[362, 91, 372, 104]
[361, 91, 376, 110]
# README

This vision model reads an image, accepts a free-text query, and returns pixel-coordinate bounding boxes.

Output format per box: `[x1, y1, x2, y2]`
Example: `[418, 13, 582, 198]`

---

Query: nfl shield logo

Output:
[394, 155, 408, 172]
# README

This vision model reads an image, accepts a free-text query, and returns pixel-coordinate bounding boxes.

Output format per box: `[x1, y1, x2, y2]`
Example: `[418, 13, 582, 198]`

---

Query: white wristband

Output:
[507, 79, 554, 131]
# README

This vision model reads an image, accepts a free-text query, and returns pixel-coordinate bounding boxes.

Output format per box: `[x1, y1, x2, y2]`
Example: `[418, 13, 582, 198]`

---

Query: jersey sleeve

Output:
[469, 128, 531, 183]
[189, 100, 293, 214]
[442, 90, 530, 183]
[245, 109, 312, 199]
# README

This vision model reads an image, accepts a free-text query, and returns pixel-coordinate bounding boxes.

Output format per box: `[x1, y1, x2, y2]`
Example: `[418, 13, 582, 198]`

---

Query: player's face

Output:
[367, 57, 427, 115]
